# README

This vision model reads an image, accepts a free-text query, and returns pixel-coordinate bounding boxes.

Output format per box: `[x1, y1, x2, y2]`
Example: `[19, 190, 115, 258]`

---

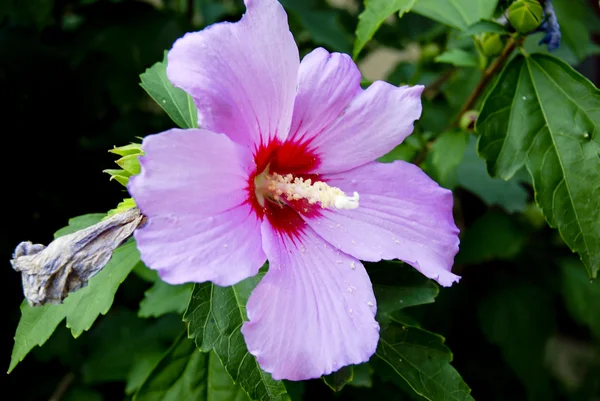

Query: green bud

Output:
[480, 33, 504, 57]
[507, 0, 544, 34]
[459, 110, 479, 132]
[420, 43, 441, 63]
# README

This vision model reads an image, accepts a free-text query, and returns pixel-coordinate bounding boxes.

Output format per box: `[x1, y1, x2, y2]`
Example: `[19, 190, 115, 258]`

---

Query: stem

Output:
[48, 372, 75, 401]
[452, 36, 522, 127]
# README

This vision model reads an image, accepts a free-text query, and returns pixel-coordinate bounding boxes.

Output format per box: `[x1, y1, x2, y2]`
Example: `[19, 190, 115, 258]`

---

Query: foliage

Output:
[5, 0, 600, 401]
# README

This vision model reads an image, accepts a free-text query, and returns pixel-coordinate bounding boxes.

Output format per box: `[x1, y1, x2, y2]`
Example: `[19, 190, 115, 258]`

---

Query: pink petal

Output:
[241, 223, 379, 381]
[130, 129, 254, 217]
[288, 48, 362, 144]
[135, 204, 265, 286]
[166, 0, 299, 148]
[129, 129, 266, 286]
[308, 161, 460, 287]
[311, 83, 424, 174]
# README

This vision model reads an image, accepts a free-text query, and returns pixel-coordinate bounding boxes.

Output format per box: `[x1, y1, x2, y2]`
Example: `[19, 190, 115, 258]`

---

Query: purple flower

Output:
[129, 0, 460, 381]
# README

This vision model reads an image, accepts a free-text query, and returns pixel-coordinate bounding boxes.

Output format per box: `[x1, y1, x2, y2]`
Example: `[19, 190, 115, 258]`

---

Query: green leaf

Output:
[106, 198, 137, 217]
[81, 311, 182, 384]
[367, 262, 439, 317]
[477, 54, 600, 278]
[135, 334, 207, 401]
[412, 0, 499, 31]
[323, 365, 354, 392]
[429, 130, 468, 188]
[208, 350, 252, 401]
[135, 334, 250, 401]
[9, 212, 115, 373]
[53, 213, 106, 238]
[8, 301, 67, 373]
[456, 210, 527, 264]
[461, 19, 508, 36]
[139, 281, 193, 318]
[279, 0, 350, 54]
[560, 258, 600, 340]
[478, 284, 555, 400]
[552, 0, 600, 63]
[185, 274, 287, 401]
[456, 136, 528, 213]
[435, 49, 479, 68]
[63, 241, 141, 337]
[376, 319, 474, 401]
[353, 0, 417, 58]
[139, 51, 198, 129]
[350, 363, 373, 388]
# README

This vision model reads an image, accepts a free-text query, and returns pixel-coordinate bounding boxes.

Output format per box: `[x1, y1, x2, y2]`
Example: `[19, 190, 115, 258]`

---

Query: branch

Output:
[452, 36, 523, 126]
[48, 372, 75, 401]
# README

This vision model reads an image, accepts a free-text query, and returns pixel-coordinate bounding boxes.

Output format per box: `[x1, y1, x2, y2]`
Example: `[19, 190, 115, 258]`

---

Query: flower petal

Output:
[241, 223, 379, 380]
[311, 83, 423, 174]
[288, 48, 362, 144]
[129, 128, 254, 217]
[129, 129, 265, 286]
[134, 203, 265, 286]
[307, 161, 460, 287]
[167, 0, 299, 147]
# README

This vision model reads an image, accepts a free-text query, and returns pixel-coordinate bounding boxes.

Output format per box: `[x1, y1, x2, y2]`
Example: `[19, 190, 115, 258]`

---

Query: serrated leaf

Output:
[106, 198, 137, 218]
[560, 258, 600, 340]
[412, 0, 499, 30]
[456, 210, 527, 264]
[184, 274, 288, 401]
[435, 49, 479, 68]
[8, 301, 67, 373]
[62, 241, 141, 337]
[376, 319, 474, 401]
[135, 334, 207, 401]
[478, 284, 555, 400]
[81, 311, 181, 384]
[140, 51, 198, 129]
[429, 130, 468, 188]
[135, 334, 250, 401]
[53, 213, 106, 238]
[323, 365, 354, 392]
[367, 261, 439, 316]
[9, 213, 108, 373]
[208, 349, 251, 401]
[461, 19, 508, 36]
[477, 54, 600, 278]
[456, 136, 529, 213]
[552, 0, 600, 63]
[139, 281, 193, 318]
[353, 0, 417, 58]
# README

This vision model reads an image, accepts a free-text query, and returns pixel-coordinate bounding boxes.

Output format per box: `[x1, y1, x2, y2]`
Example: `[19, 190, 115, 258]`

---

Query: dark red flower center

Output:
[247, 139, 322, 238]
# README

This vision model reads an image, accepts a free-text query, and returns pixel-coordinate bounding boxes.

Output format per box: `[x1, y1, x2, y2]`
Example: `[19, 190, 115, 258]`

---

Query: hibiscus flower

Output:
[129, 0, 460, 381]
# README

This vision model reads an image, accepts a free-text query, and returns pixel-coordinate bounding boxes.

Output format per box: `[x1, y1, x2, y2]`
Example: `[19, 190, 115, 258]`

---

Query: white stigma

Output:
[264, 173, 359, 210]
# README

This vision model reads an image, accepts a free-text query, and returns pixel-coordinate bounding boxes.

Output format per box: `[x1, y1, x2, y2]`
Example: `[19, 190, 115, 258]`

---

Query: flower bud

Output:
[507, 0, 544, 34]
[480, 33, 504, 57]
[420, 43, 441, 63]
[459, 110, 479, 132]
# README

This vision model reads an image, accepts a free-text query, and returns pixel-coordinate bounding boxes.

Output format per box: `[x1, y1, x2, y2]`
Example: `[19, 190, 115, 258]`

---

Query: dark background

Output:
[2, 0, 599, 400]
